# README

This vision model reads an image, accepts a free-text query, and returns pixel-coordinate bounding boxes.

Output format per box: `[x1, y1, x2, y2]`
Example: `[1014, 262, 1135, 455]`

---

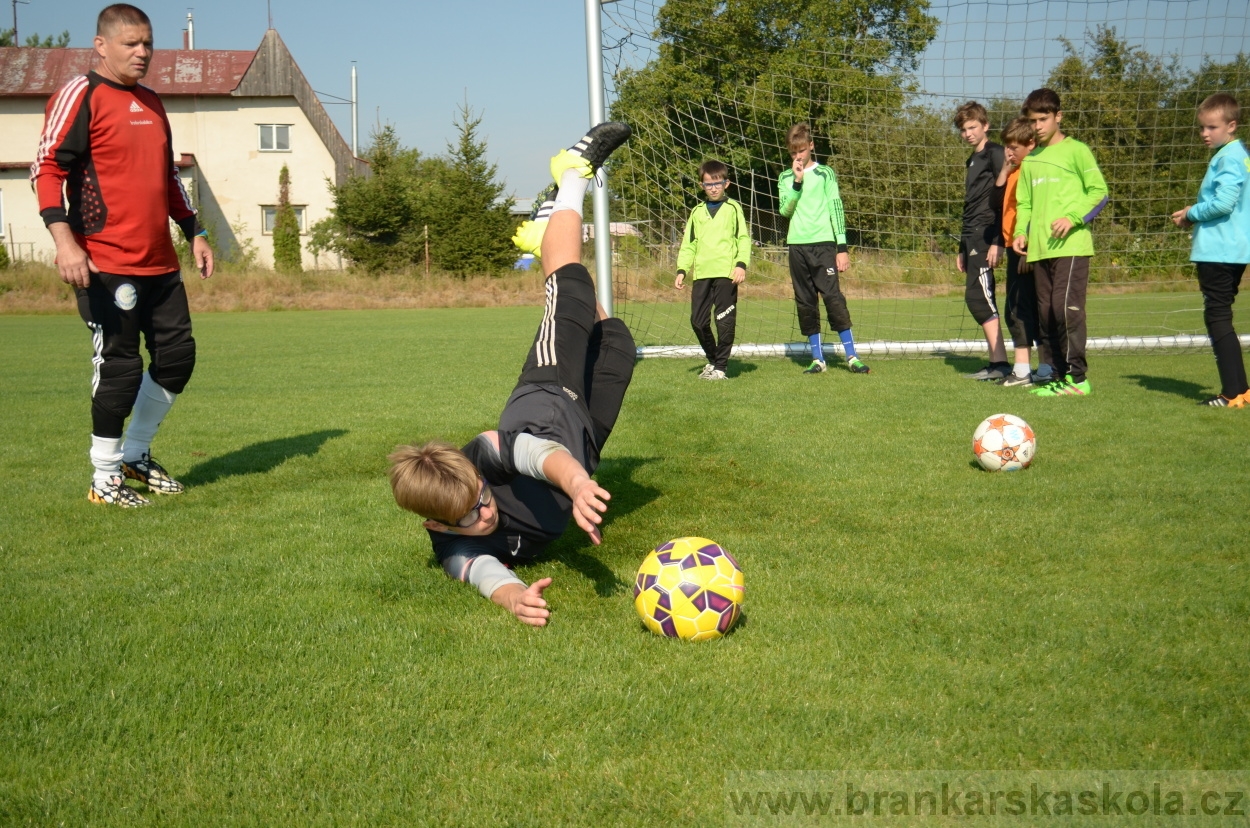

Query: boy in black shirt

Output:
[954, 101, 1009, 380]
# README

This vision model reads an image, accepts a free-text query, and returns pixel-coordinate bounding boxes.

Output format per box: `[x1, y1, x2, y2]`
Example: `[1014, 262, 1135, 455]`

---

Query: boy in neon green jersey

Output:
[1011, 88, 1109, 396]
[675, 159, 751, 380]
[778, 123, 869, 374]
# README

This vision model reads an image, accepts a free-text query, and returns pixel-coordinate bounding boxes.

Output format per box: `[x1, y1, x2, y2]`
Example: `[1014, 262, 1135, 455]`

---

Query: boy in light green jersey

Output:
[675, 159, 751, 380]
[778, 123, 869, 374]
[1011, 88, 1109, 397]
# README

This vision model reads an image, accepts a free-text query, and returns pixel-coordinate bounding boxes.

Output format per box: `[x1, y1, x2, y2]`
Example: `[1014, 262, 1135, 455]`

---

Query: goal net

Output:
[598, 0, 1250, 359]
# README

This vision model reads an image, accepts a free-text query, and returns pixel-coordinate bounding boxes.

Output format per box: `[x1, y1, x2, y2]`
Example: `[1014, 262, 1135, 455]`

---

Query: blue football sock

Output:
[808, 333, 823, 361]
[839, 329, 858, 359]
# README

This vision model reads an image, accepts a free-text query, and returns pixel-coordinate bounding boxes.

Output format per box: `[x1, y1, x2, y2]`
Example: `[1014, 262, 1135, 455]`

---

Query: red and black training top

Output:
[31, 71, 201, 276]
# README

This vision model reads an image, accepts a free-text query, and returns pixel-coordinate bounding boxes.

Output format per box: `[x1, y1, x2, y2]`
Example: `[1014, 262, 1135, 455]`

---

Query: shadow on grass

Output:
[786, 352, 873, 373]
[683, 359, 758, 379]
[1125, 374, 1207, 401]
[181, 429, 348, 486]
[942, 353, 986, 376]
[632, 609, 749, 640]
[551, 455, 662, 597]
[592, 455, 662, 529]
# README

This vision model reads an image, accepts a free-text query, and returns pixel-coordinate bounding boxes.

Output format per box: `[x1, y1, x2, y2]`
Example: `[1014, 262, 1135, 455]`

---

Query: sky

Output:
[12, 1, 1250, 197]
[14, 0, 595, 198]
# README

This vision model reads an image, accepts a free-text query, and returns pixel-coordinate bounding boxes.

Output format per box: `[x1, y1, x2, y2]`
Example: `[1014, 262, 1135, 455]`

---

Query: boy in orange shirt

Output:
[997, 117, 1052, 386]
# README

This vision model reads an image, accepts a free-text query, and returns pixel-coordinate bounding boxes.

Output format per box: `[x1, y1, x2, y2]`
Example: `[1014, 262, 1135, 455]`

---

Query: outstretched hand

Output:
[496, 578, 553, 626]
[542, 449, 612, 545]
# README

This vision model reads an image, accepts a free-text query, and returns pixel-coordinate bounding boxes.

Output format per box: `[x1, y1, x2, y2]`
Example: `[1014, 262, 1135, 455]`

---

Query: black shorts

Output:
[960, 234, 999, 325]
[514, 263, 636, 451]
[787, 243, 852, 334]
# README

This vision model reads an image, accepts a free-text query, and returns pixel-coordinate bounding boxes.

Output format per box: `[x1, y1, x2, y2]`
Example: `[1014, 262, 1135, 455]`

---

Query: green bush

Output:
[273, 165, 303, 274]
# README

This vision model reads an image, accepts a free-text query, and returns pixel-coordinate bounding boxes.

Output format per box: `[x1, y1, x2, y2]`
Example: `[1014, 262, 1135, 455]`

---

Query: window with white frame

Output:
[261, 205, 307, 234]
[0, 189, 5, 237]
[258, 124, 291, 152]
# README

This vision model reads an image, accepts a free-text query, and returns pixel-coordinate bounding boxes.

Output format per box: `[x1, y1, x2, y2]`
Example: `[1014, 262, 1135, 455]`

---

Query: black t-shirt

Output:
[427, 382, 599, 564]
[963, 140, 1006, 242]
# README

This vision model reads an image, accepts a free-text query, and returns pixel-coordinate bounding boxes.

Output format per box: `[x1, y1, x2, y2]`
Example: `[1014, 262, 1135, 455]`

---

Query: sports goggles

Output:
[448, 480, 494, 528]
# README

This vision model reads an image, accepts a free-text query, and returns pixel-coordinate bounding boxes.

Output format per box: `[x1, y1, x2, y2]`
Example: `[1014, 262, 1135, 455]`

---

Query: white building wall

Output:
[0, 99, 52, 264]
[164, 96, 339, 270]
[0, 94, 342, 270]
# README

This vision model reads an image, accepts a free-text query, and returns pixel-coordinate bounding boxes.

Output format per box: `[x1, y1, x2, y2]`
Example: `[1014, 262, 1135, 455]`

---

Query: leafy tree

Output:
[0, 29, 70, 47]
[1037, 29, 1247, 269]
[315, 112, 514, 275]
[315, 125, 440, 272]
[609, 0, 940, 243]
[0, 241, 10, 270]
[426, 103, 516, 276]
[1182, 53, 1250, 106]
[273, 164, 303, 273]
[1045, 26, 1191, 243]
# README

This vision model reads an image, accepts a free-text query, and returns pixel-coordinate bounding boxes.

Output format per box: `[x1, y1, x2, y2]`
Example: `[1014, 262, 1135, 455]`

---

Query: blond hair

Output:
[388, 441, 479, 523]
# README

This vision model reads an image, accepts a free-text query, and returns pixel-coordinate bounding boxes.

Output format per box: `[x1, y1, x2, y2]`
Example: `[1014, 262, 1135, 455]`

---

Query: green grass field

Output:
[1, 307, 1247, 825]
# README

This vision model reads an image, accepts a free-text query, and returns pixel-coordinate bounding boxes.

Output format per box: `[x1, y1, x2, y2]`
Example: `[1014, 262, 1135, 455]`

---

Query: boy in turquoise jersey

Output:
[778, 123, 869, 374]
[1011, 88, 1109, 396]
[675, 159, 752, 380]
[1170, 93, 1250, 408]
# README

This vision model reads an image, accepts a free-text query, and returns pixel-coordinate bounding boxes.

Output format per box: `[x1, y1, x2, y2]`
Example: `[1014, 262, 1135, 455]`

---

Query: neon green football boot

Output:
[1031, 374, 1091, 396]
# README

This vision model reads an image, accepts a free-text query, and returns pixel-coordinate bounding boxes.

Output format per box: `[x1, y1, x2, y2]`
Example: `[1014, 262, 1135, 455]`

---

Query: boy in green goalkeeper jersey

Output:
[674, 159, 751, 380]
[1011, 88, 1109, 397]
[778, 123, 869, 375]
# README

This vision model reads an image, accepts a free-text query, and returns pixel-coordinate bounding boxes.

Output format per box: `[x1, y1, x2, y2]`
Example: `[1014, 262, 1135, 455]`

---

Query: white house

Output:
[0, 30, 366, 269]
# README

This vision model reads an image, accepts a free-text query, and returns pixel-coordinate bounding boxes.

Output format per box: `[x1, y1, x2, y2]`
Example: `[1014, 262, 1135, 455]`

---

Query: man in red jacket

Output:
[32, 3, 214, 507]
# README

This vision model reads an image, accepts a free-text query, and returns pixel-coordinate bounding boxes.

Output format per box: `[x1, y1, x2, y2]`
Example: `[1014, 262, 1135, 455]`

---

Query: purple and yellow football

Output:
[633, 537, 744, 641]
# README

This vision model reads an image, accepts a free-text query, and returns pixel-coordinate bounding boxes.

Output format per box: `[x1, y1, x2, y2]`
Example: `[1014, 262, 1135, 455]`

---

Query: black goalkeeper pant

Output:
[75, 270, 196, 438]
[689, 277, 737, 371]
[788, 243, 851, 336]
[1196, 261, 1248, 398]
